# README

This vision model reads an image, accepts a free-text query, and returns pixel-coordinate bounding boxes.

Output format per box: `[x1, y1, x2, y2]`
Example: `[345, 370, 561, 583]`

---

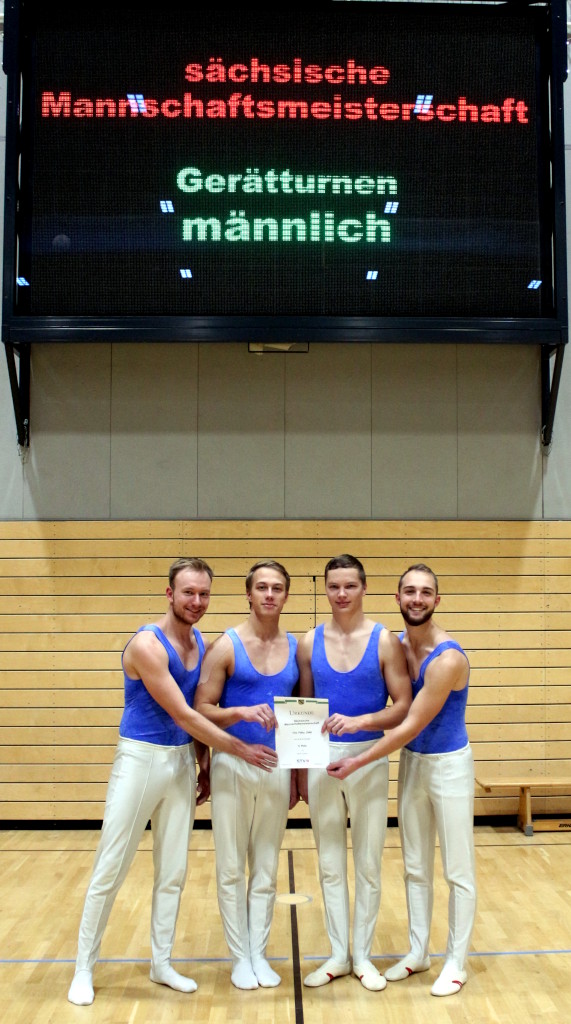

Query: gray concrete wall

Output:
[0, 339, 548, 520]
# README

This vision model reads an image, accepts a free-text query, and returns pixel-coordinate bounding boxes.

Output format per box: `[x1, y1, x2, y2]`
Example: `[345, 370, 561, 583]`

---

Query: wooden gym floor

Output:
[1, 824, 570, 1024]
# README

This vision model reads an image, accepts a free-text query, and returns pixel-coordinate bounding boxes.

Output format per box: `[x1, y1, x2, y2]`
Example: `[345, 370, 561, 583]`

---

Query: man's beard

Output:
[400, 606, 434, 626]
[171, 599, 200, 624]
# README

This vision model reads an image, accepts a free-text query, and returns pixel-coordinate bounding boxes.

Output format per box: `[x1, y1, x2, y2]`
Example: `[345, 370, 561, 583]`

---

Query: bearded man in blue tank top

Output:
[297, 554, 411, 992]
[68, 558, 278, 1008]
[327, 563, 476, 998]
[194, 560, 298, 991]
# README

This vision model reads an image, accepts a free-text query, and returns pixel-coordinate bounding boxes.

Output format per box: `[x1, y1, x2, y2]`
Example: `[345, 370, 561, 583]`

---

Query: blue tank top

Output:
[219, 628, 298, 748]
[405, 639, 469, 754]
[119, 624, 205, 746]
[311, 622, 389, 744]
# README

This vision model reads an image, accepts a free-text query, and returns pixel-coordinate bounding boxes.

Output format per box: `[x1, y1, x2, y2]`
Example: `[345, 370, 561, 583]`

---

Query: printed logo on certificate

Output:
[274, 696, 330, 769]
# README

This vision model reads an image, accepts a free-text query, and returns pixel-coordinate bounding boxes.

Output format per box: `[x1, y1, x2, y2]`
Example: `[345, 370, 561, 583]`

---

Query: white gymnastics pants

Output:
[210, 751, 290, 964]
[75, 736, 196, 973]
[397, 743, 477, 969]
[308, 739, 390, 965]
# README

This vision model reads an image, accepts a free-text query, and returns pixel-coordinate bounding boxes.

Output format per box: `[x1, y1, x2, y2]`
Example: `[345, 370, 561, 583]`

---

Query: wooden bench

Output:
[476, 777, 571, 836]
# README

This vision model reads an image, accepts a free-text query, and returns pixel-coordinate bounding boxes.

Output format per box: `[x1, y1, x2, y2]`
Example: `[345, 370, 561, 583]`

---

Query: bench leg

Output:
[517, 786, 533, 836]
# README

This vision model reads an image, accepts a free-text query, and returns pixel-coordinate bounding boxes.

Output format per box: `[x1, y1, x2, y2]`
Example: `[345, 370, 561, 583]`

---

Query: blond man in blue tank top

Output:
[297, 554, 411, 992]
[67, 558, 278, 1007]
[327, 563, 476, 998]
[194, 560, 298, 991]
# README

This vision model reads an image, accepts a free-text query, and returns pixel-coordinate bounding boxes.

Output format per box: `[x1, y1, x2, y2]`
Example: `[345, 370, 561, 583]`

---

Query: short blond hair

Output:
[168, 557, 214, 588]
[245, 559, 290, 594]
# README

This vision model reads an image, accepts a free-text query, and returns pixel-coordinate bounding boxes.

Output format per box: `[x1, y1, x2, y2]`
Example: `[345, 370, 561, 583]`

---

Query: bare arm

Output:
[124, 631, 277, 770]
[194, 634, 276, 732]
[324, 628, 412, 736]
[378, 627, 412, 724]
[297, 631, 315, 699]
[295, 631, 316, 802]
[326, 647, 467, 780]
[193, 639, 211, 803]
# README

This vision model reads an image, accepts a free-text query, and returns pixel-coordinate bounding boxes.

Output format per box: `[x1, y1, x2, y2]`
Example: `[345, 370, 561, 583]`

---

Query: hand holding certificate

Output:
[274, 696, 330, 769]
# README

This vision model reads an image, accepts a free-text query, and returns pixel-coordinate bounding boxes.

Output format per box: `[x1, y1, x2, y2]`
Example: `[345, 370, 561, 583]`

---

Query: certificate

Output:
[274, 696, 330, 769]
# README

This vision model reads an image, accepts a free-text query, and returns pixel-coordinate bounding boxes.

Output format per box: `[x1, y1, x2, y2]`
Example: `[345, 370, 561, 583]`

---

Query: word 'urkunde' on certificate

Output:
[274, 696, 330, 769]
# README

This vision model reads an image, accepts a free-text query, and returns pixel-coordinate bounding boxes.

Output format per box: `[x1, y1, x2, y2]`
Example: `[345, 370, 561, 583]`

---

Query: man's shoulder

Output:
[378, 622, 402, 652]
[123, 624, 169, 675]
[128, 624, 163, 649]
[425, 634, 469, 687]
[433, 629, 466, 657]
[207, 629, 235, 654]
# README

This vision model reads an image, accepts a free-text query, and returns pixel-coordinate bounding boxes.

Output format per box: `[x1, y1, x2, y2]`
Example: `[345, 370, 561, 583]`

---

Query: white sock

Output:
[231, 960, 259, 990]
[68, 969, 94, 1006]
[150, 964, 197, 993]
[252, 958, 281, 987]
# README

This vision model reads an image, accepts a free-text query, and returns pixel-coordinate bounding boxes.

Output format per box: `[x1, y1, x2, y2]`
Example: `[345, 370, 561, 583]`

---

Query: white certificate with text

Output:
[274, 696, 330, 769]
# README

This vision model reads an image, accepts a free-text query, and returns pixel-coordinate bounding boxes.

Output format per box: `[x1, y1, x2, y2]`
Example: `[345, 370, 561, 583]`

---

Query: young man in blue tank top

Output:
[194, 560, 298, 991]
[68, 558, 278, 1007]
[327, 563, 476, 998]
[297, 554, 411, 992]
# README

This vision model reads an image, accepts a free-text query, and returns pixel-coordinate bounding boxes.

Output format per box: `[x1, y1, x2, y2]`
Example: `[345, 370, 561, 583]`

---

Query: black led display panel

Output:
[2, 0, 568, 343]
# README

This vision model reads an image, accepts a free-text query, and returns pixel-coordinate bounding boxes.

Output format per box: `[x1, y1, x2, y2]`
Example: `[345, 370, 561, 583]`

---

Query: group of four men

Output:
[67, 554, 476, 1006]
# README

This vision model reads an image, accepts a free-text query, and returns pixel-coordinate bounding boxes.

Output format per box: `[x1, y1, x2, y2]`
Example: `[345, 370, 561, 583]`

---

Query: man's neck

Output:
[244, 610, 283, 642]
[329, 608, 367, 636]
[156, 610, 196, 652]
[404, 617, 440, 654]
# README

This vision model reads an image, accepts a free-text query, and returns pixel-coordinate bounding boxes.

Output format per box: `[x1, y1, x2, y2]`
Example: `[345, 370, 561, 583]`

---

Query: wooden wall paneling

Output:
[0, 519, 569, 822]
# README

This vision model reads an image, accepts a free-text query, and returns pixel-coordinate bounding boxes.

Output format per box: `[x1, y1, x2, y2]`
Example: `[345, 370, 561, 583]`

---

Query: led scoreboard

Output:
[2, 0, 568, 343]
